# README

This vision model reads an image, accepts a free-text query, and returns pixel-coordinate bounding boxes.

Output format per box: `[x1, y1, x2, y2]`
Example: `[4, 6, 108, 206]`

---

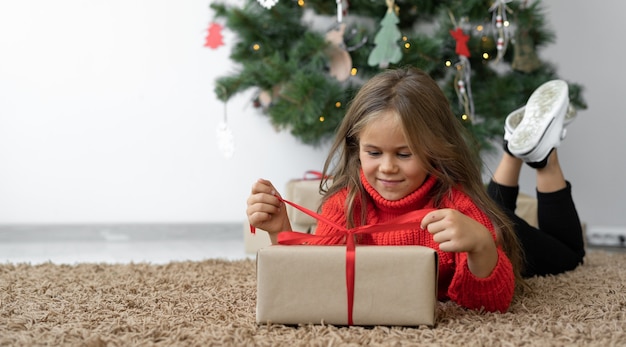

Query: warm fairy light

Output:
[252, 43, 260, 51]
[401, 36, 410, 49]
[476, 25, 484, 32]
[298, 0, 305, 6]
[504, 20, 510, 27]
[483, 52, 489, 59]
[445, 60, 452, 67]
[335, 101, 341, 108]
[461, 114, 469, 121]
[319, 116, 325, 122]
[351, 67, 358, 75]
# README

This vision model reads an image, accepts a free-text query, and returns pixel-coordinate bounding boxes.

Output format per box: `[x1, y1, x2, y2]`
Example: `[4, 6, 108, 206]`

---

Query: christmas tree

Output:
[209, 0, 586, 150]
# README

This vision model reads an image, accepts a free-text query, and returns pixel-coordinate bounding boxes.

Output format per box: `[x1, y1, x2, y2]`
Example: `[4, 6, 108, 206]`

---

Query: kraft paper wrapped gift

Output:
[256, 244, 438, 326]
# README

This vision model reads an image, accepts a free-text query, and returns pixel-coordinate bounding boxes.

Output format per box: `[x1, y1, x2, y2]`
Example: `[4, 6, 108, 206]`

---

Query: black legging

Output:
[487, 180, 586, 278]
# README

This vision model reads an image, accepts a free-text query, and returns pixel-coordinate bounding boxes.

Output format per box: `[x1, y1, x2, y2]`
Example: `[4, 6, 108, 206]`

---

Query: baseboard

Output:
[586, 226, 626, 247]
[0, 223, 242, 242]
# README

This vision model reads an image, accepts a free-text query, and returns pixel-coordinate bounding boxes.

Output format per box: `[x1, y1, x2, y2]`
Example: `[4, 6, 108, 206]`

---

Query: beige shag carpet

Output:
[1, 249, 626, 347]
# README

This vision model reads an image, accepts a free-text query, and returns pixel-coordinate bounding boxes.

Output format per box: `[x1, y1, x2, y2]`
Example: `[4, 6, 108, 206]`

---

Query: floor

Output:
[0, 223, 251, 265]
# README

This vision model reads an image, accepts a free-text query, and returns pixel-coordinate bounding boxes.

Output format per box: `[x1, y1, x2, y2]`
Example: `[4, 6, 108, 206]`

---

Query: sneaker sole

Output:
[505, 102, 577, 139]
[508, 80, 569, 158]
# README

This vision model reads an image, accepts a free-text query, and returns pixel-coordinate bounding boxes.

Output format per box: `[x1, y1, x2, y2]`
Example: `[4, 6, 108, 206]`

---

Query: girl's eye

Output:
[367, 151, 381, 157]
[398, 153, 412, 158]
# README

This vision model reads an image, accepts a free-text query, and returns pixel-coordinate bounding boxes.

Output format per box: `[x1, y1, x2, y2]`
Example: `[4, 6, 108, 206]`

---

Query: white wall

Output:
[0, 1, 623, 230]
[0, 0, 330, 224]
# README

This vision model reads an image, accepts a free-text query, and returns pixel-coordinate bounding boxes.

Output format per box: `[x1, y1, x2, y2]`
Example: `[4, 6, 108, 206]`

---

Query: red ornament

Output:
[449, 27, 470, 58]
[204, 23, 224, 49]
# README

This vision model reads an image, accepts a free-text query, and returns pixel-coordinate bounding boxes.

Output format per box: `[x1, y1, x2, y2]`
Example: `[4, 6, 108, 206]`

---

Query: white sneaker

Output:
[504, 106, 524, 143]
[504, 102, 577, 142]
[506, 80, 569, 165]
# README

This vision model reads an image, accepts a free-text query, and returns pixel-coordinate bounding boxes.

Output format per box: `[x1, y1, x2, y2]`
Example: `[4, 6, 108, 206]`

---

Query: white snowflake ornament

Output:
[216, 121, 235, 158]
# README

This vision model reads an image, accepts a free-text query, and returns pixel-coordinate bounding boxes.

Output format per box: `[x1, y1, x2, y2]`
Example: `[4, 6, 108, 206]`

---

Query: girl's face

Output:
[358, 111, 428, 201]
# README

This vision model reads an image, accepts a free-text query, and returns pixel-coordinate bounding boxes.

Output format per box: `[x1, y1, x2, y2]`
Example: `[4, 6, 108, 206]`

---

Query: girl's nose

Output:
[379, 156, 398, 173]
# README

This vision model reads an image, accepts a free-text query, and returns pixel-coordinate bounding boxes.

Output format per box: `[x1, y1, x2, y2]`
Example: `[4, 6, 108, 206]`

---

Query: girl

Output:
[247, 67, 522, 313]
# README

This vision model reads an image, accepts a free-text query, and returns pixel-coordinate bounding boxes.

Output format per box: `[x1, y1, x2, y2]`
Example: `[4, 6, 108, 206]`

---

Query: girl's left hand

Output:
[421, 208, 494, 254]
[421, 208, 499, 278]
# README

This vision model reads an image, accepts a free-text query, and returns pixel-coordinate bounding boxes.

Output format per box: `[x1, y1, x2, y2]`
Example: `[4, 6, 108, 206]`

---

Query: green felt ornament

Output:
[367, 0, 402, 68]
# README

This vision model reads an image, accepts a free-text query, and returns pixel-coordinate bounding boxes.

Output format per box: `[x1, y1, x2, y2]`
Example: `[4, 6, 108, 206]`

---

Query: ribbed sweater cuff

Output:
[449, 249, 515, 312]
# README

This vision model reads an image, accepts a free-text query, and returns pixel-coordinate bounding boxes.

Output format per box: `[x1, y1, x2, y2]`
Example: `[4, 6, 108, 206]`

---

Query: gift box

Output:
[284, 174, 332, 233]
[256, 244, 438, 326]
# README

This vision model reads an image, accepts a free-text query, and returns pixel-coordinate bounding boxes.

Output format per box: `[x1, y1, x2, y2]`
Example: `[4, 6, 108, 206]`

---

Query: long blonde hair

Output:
[320, 66, 524, 284]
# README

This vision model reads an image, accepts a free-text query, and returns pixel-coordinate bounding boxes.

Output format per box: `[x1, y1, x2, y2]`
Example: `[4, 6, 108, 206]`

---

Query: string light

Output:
[402, 36, 410, 49]
[252, 43, 260, 51]
[319, 116, 325, 122]
[445, 60, 452, 67]
[298, 0, 305, 6]
[350, 67, 358, 75]
[461, 114, 469, 121]
[335, 101, 341, 108]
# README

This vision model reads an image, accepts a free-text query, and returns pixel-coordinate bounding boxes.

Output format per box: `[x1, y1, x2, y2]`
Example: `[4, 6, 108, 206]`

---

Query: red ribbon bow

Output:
[252, 196, 434, 325]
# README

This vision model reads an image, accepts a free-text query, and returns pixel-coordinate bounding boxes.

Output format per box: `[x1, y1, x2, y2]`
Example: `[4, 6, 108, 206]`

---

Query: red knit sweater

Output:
[313, 173, 515, 312]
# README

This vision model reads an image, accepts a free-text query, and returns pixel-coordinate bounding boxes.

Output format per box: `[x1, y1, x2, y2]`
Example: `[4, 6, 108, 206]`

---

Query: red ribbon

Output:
[253, 196, 434, 326]
[302, 170, 331, 180]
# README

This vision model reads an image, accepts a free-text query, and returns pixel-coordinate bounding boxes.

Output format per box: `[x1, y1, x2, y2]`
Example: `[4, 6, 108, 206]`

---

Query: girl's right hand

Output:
[246, 178, 292, 236]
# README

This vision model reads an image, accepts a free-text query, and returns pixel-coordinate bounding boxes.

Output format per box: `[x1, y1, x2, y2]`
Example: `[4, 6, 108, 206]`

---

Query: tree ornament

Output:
[449, 23, 474, 121]
[216, 122, 234, 158]
[336, 0, 349, 24]
[256, 0, 279, 9]
[324, 0, 353, 82]
[204, 23, 225, 49]
[254, 85, 282, 110]
[449, 27, 471, 58]
[367, 0, 402, 69]
[512, 28, 542, 73]
[256, 90, 272, 109]
[489, 0, 513, 63]
[216, 102, 234, 158]
[325, 23, 352, 82]
[453, 56, 474, 123]
[256, 90, 273, 109]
